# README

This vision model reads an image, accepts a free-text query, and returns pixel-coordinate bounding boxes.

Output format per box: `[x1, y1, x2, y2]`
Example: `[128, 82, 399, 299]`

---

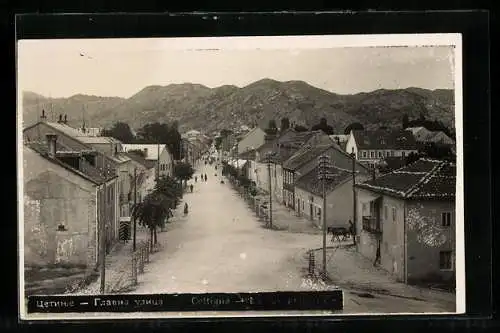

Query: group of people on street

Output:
[194, 174, 208, 183]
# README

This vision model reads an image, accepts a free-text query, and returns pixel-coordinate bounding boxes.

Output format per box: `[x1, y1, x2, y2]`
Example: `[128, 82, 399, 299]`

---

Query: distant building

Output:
[282, 132, 370, 210]
[237, 126, 267, 157]
[122, 144, 174, 178]
[355, 158, 456, 285]
[406, 127, 455, 146]
[345, 129, 418, 169]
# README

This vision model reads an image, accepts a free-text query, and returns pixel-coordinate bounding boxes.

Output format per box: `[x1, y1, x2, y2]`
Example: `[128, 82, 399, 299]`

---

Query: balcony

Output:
[362, 216, 381, 234]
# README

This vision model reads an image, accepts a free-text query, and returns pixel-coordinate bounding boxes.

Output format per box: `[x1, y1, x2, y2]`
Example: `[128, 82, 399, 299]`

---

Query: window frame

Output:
[392, 206, 397, 222]
[439, 250, 453, 271]
[442, 212, 452, 227]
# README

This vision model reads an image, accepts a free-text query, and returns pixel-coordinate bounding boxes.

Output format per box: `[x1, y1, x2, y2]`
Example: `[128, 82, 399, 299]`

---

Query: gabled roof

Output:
[124, 152, 157, 169]
[77, 136, 123, 145]
[26, 142, 117, 185]
[282, 143, 332, 171]
[356, 158, 455, 200]
[295, 165, 353, 197]
[256, 130, 319, 163]
[352, 129, 418, 150]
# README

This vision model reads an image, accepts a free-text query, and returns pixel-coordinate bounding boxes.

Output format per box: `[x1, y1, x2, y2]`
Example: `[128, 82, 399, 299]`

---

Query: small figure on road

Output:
[190, 184, 194, 193]
[204, 174, 207, 182]
[195, 176, 198, 183]
[184, 203, 189, 215]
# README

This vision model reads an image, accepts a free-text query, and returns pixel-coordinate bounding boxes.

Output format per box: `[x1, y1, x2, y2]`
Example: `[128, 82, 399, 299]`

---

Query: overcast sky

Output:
[17, 36, 456, 99]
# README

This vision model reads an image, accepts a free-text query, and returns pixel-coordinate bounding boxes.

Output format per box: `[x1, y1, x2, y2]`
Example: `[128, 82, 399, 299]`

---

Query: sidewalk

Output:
[313, 245, 456, 306]
[239, 189, 322, 235]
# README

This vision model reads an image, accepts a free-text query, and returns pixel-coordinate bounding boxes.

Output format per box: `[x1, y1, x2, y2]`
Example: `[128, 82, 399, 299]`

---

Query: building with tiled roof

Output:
[294, 165, 372, 228]
[23, 117, 135, 242]
[23, 137, 118, 273]
[345, 129, 419, 169]
[282, 133, 370, 210]
[407, 127, 455, 146]
[354, 158, 456, 285]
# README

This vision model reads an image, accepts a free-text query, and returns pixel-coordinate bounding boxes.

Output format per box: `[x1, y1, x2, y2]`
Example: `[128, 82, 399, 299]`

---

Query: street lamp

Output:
[318, 154, 334, 280]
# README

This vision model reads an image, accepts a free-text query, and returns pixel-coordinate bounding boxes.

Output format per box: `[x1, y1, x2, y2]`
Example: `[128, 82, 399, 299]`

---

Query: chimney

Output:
[40, 109, 47, 122]
[46, 133, 57, 157]
[335, 137, 340, 146]
[58, 114, 63, 123]
[63, 115, 68, 124]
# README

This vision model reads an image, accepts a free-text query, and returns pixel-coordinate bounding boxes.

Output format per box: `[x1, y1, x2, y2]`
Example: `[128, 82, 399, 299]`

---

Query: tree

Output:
[419, 112, 426, 121]
[344, 122, 364, 135]
[131, 192, 170, 250]
[155, 176, 182, 209]
[101, 122, 135, 143]
[214, 136, 223, 151]
[136, 122, 183, 160]
[174, 161, 195, 188]
[311, 117, 334, 135]
[220, 129, 233, 138]
[265, 119, 278, 135]
[280, 117, 290, 132]
[294, 125, 308, 132]
[402, 114, 409, 129]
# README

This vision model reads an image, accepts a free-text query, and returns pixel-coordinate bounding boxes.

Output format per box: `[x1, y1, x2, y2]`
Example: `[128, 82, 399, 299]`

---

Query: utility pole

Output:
[265, 152, 273, 228]
[156, 141, 160, 181]
[99, 181, 107, 294]
[133, 167, 137, 252]
[318, 154, 333, 280]
[351, 152, 357, 246]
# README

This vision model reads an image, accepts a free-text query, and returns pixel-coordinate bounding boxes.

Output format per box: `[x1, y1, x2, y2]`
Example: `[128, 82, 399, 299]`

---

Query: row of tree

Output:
[101, 121, 184, 160]
[130, 161, 194, 250]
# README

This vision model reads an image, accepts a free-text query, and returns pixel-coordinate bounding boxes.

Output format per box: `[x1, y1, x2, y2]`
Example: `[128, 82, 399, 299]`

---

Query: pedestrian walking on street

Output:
[195, 176, 198, 183]
[190, 184, 194, 193]
[184, 203, 189, 216]
[204, 174, 207, 182]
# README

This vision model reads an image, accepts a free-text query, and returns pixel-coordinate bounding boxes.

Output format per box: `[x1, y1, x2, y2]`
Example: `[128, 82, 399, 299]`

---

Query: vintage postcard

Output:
[17, 33, 464, 320]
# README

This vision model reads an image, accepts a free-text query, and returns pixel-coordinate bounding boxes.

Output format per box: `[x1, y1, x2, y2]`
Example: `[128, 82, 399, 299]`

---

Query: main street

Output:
[125, 161, 455, 314]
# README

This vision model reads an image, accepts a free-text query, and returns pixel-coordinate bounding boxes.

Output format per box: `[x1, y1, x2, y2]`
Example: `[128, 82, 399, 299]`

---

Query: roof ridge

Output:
[404, 160, 446, 198]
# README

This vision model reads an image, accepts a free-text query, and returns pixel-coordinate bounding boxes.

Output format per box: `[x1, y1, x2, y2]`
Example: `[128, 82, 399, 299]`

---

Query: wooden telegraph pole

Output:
[318, 154, 333, 280]
[266, 152, 273, 228]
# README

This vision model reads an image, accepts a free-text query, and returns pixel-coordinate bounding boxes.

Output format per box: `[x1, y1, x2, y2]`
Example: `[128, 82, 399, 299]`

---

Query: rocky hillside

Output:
[22, 78, 455, 134]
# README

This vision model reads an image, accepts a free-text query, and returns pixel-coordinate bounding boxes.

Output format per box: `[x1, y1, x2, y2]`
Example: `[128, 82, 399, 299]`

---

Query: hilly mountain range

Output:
[22, 78, 455, 135]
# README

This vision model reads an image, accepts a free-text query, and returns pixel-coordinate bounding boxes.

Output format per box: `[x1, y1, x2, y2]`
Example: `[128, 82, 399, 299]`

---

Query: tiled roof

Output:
[125, 152, 157, 169]
[77, 136, 123, 144]
[352, 129, 418, 150]
[295, 166, 353, 197]
[282, 144, 332, 171]
[256, 130, 318, 163]
[356, 158, 455, 200]
[26, 142, 116, 185]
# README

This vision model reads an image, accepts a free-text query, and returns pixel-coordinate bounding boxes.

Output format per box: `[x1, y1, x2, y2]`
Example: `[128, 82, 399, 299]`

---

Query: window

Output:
[318, 207, 321, 217]
[439, 251, 453, 270]
[392, 207, 397, 221]
[384, 205, 388, 220]
[362, 203, 368, 214]
[302, 200, 304, 210]
[362, 151, 367, 158]
[442, 212, 452, 227]
[370, 151, 375, 158]
[378, 151, 382, 158]
[402, 152, 406, 158]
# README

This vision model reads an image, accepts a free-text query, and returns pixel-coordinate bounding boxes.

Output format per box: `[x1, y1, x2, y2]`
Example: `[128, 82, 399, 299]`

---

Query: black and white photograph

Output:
[17, 33, 464, 319]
